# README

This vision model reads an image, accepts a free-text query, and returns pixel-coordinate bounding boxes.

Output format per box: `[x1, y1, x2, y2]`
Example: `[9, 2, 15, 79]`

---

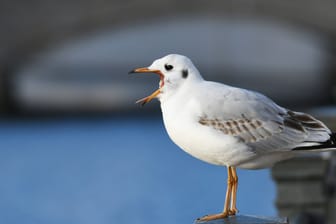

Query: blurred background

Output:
[0, 0, 336, 223]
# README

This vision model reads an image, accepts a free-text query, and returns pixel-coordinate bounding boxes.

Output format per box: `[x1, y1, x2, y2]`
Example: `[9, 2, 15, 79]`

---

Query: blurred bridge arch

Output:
[1, 0, 336, 113]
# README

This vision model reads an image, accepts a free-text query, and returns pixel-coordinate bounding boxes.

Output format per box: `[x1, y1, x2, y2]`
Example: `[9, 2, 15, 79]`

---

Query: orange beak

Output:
[129, 67, 164, 106]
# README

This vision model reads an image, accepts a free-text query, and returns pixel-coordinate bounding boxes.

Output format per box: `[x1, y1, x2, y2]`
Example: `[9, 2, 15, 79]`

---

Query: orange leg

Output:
[229, 167, 239, 215]
[197, 166, 234, 222]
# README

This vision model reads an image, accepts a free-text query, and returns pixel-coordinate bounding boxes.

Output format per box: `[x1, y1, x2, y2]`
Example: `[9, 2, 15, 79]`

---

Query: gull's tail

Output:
[293, 132, 336, 151]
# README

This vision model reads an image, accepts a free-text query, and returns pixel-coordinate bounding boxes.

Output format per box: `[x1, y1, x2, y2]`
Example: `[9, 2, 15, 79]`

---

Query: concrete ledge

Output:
[195, 215, 288, 224]
[272, 155, 332, 223]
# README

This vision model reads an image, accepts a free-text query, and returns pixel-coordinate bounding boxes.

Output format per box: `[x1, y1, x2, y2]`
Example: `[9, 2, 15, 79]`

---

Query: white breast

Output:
[159, 91, 255, 167]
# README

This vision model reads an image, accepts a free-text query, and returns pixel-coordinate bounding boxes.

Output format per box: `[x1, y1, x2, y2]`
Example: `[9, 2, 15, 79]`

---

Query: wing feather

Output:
[198, 115, 307, 151]
[196, 83, 332, 152]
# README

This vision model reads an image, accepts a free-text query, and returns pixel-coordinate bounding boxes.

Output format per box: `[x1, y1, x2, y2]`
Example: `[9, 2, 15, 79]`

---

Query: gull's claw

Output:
[196, 212, 229, 222]
[228, 208, 238, 216]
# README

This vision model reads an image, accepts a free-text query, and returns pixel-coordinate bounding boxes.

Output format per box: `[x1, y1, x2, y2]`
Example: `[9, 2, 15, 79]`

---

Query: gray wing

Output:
[198, 87, 331, 152]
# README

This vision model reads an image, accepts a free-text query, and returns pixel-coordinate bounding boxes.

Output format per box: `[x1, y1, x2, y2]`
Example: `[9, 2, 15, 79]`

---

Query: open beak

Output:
[129, 67, 164, 106]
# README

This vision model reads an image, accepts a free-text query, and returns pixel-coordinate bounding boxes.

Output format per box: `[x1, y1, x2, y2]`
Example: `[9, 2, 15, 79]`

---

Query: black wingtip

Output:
[293, 133, 336, 151]
[330, 132, 336, 144]
[128, 69, 135, 74]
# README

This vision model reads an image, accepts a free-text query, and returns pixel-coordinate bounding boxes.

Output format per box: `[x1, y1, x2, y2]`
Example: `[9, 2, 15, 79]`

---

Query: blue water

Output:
[0, 117, 276, 224]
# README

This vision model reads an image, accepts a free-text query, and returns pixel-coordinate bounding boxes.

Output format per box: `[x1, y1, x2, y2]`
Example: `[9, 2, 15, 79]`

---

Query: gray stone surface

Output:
[276, 181, 326, 205]
[195, 215, 288, 224]
[272, 155, 333, 222]
[272, 157, 328, 180]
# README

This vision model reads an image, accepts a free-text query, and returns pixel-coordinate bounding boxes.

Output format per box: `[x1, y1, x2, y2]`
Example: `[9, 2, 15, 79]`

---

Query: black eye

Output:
[164, 64, 174, 71]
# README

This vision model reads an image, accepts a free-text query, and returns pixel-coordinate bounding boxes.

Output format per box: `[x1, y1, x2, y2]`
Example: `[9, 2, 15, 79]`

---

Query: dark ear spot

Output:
[182, 69, 188, 78]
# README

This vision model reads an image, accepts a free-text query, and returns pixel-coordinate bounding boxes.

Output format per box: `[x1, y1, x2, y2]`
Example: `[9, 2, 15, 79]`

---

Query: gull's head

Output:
[130, 54, 202, 105]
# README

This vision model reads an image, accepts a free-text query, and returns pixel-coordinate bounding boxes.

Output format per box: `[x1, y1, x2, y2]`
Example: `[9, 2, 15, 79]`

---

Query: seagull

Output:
[129, 54, 336, 221]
